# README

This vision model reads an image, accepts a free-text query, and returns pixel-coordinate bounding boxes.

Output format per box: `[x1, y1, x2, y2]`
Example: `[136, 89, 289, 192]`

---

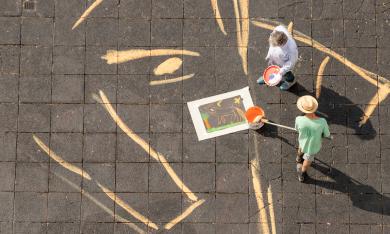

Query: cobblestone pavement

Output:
[0, 0, 390, 233]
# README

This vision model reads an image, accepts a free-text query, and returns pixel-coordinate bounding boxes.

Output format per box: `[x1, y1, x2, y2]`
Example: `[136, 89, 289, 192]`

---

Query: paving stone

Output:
[0, 162, 15, 191]
[149, 162, 182, 192]
[117, 133, 150, 162]
[117, 75, 149, 104]
[279, 0, 312, 19]
[86, 18, 118, 46]
[183, 105, 196, 133]
[86, 46, 117, 74]
[54, 0, 85, 17]
[17, 133, 49, 162]
[151, 19, 183, 47]
[47, 223, 80, 234]
[117, 104, 149, 133]
[83, 133, 116, 162]
[312, 19, 344, 48]
[283, 192, 316, 224]
[49, 163, 83, 192]
[216, 133, 248, 163]
[376, 17, 390, 48]
[183, 163, 215, 192]
[344, 19, 377, 48]
[81, 223, 114, 234]
[312, 48, 346, 76]
[215, 47, 244, 75]
[249, 133, 282, 163]
[54, 17, 85, 46]
[312, 0, 343, 19]
[82, 163, 115, 192]
[348, 134, 380, 163]
[150, 74, 183, 104]
[19, 75, 51, 103]
[0, 45, 19, 75]
[114, 223, 148, 234]
[315, 193, 350, 224]
[84, 104, 116, 133]
[150, 104, 182, 132]
[316, 224, 349, 234]
[379, 105, 390, 134]
[14, 192, 47, 222]
[216, 163, 248, 193]
[50, 133, 83, 162]
[118, 19, 150, 47]
[115, 163, 148, 192]
[150, 133, 182, 162]
[114, 193, 148, 222]
[182, 193, 215, 222]
[81, 192, 114, 222]
[53, 46, 85, 74]
[117, 46, 151, 75]
[183, 47, 214, 76]
[215, 72, 249, 94]
[215, 194, 248, 223]
[183, 0, 214, 18]
[0, 74, 18, 102]
[182, 223, 215, 234]
[20, 46, 52, 75]
[119, 0, 151, 19]
[14, 222, 47, 234]
[21, 17, 53, 45]
[0, 132, 16, 161]
[18, 104, 50, 132]
[0, 17, 20, 44]
[0, 222, 12, 233]
[15, 162, 48, 192]
[51, 104, 83, 132]
[148, 193, 181, 222]
[349, 193, 383, 224]
[22, 0, 54, 17]
[152, 0, 183, 18]
[183, 133, 215, 162]
[48, 192, 81, 222]
[183, 19, 216, 47]
[85, 74, 117, 104]
[0, 0, 21, 16]
[52, 75, 84, 103]
[343, 0, 376, 19]
[216, 224, 249, 234]
[249, 192, 283, 224]
[88, 0, 119, 18]
[250, 0, 278, 18]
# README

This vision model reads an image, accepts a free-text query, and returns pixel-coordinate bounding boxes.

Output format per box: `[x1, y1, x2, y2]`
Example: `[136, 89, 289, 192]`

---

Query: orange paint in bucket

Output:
[245, 106, 265, 123]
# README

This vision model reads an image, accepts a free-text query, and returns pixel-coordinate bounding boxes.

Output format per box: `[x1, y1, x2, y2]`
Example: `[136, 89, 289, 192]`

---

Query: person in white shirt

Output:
[257, 25, 299, 91]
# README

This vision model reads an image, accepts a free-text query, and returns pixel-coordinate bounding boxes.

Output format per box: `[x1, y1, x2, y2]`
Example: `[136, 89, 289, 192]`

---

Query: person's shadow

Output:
[288, 83, 377, 140]
[307, 159, 390, 216]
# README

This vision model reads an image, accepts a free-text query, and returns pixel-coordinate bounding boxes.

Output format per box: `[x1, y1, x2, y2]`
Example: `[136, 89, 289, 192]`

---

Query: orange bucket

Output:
[245, 106, 265, 123]
[263, 65, 282, 86]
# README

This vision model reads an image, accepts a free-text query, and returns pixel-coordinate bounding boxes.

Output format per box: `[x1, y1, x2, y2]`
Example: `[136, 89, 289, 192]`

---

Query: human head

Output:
[297, 95, 318, 114]
[269, 30, 288, 47]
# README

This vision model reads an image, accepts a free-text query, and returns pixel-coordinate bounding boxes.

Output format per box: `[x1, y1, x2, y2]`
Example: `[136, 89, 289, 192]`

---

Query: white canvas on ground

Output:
[187, 87, 254, 141]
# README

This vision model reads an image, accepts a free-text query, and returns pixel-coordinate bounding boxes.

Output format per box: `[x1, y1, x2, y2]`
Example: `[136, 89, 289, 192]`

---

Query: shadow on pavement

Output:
[308, 159, 390, 216]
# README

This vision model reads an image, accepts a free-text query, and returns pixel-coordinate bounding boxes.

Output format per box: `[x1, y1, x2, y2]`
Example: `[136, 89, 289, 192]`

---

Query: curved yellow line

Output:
[150, 73, 195, 86]
[98, 90, 198, 202]
[211, 0, 227, 35]
[72, 0, 103, 30]
[97, 182, 158, 230]
[32, 135, 91, 180]
[164, 199, 205, 230]
[101, 49, 200, 64]
[233, 0, 249, 75]
[267, 185, 277, 234]
[316, 56, 330, 98]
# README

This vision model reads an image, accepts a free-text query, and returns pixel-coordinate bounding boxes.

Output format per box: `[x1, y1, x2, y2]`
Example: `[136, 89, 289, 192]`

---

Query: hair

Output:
[269, 31, 288, 46]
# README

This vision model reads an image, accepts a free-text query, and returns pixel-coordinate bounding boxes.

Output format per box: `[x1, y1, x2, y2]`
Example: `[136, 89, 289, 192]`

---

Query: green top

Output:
[295, 116, 330, 155]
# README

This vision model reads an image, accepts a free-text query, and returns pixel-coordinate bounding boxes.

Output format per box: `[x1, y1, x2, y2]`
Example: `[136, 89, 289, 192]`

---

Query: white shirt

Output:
[265, 25, 298, 75]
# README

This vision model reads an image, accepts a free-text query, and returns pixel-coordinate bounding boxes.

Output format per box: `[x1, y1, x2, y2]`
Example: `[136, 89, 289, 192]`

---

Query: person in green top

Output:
[295, 95, 330, 182]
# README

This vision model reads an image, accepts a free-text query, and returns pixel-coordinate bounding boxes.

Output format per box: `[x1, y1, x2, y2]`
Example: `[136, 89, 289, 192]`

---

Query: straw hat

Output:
[297, 95, 318, 113]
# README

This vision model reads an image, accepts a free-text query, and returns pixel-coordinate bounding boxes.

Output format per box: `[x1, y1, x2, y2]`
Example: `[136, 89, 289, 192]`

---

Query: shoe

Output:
[297, 164, 307, 182]
[279, 77, 296, 91]
[296, 149, 304, 163]
[257, 76, 266, 85]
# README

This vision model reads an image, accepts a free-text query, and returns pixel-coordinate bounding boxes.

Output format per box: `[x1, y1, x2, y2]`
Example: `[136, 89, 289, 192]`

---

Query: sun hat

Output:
[297, 95, 318, 113]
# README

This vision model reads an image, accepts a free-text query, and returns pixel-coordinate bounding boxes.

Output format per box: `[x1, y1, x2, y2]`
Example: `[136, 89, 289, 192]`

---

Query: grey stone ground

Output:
[0, 0, 390, 233]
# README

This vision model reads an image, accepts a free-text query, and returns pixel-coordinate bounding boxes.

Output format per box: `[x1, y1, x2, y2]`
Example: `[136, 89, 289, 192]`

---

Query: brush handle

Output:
[261, 119, 297, 131]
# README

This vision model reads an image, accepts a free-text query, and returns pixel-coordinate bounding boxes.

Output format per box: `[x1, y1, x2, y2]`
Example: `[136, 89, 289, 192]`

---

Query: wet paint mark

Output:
[72, 0, 103, 30]
[153, 57, 182, 76]
[211, 0, 227, 35]
[359, 87, 389, 126]
[97, 90, 198, 202]
[267, 185, 276, 234]
[287, 22, 293, 34]
[149, 73, 195, 86]
[233, 0, 249, 75]
[33, 135, 92, 180]
[316, 56, 330, 99]
[251, 19, 390, 124]
[251, 159, 270, 234]
[97, 182, 158, 230]
[101, 49, 200, 64]
[52, 171, 145, 233]
[164, 199, 206, 230]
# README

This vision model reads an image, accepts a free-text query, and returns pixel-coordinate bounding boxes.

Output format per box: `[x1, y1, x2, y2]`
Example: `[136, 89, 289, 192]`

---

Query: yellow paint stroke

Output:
[97, 90, 198, 202]
[359, 87, 389, 126]
[53, 172, 145, 234]
[153, 57, 183, 76]
[72, 0, 103, 30]
[316, 56, 330, 98]
[210, 0, 227, 35]
[251, 19, 390, 124]
[164, 199, 205, 230]
[101, 49, 200, 64]
[287, 22, 293, 34]
[233, 0, 249, 75]
[33, 135, 91, 180]
[267, 185, 276, 234]
[250, 159, 270, 234]
[97, 182, 158, 230]
[149, 73, 195, 86]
